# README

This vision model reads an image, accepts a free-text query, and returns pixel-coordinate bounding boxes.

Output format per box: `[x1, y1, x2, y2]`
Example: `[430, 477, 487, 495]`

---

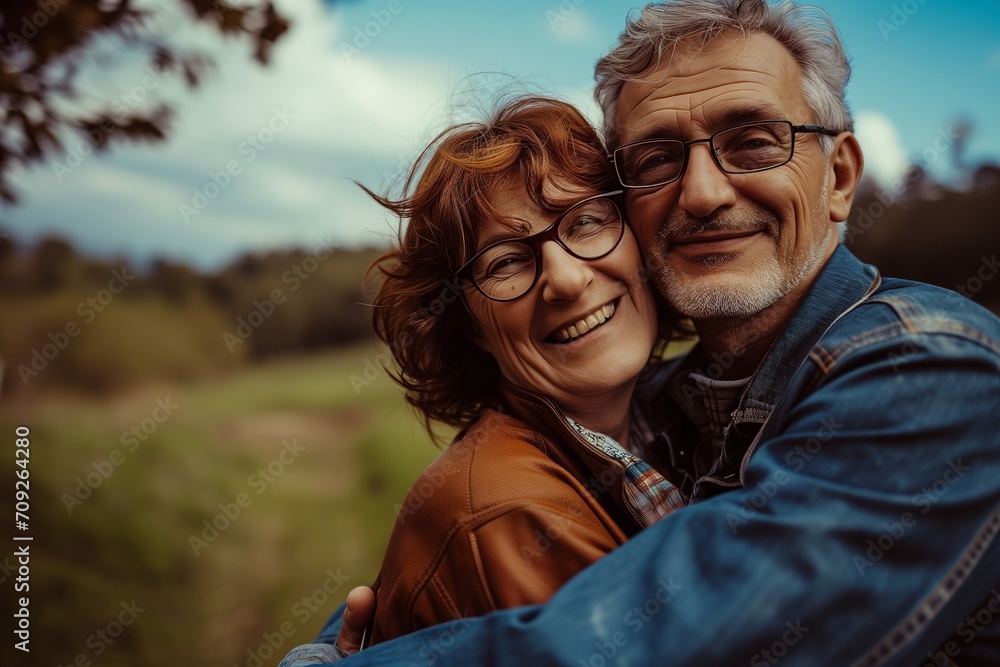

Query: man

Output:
[288, 0, 1000, 664]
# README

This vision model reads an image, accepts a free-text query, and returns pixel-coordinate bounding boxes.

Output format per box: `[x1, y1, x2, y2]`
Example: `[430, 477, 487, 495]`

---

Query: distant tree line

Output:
[847, 176, 1000, 312]
[0, 237, 383, 395]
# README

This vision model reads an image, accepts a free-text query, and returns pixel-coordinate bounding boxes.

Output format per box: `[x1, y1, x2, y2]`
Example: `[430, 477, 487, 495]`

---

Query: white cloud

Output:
[159, 0, 451, 160]
[854, 111, 910, 186]
[548, 7, 598, 44]
[8, 0, 456, 267]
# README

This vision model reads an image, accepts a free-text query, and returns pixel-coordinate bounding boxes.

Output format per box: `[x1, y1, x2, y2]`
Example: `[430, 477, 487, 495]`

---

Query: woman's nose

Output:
[537, 240, 594, 303]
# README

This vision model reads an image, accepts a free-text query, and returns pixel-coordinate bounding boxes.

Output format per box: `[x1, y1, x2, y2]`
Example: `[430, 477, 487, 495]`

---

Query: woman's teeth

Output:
[555, 302, 616, 343]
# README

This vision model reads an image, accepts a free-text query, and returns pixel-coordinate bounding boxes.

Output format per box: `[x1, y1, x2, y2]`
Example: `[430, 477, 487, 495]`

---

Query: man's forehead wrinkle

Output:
[630, 57, 788, 110]
[716, 64, 783, 81]
[621, 79, 784, 143]
[616, 78, 671, 141]
[691, 87, 770, 122]
[615, 32, 805, 145]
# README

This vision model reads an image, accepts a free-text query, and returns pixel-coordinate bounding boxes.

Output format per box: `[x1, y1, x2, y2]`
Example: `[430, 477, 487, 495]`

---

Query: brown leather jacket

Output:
[369, 382, 661, 644]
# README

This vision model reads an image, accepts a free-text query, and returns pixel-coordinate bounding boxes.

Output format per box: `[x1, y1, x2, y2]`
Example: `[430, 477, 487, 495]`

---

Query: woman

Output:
[279, 97, 686, 666]
[351, 96, 687, 645]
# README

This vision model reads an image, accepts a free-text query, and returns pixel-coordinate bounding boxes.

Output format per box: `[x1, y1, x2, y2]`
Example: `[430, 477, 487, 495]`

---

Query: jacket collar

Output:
[496, 380, 646, 534]
[734, 244, 881, 425]
[659, 244, 881, 431]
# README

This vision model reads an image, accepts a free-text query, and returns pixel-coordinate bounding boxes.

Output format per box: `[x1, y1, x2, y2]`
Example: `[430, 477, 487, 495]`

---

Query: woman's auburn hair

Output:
[364, 96, 656, 439]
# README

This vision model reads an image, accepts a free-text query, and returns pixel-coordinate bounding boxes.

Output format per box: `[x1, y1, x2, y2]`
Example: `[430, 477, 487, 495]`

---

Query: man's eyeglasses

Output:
[456, 191, 625, 302]
[609, 120, 840, 189]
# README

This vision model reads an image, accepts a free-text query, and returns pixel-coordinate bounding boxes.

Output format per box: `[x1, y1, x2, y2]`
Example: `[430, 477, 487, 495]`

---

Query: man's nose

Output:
[537, 241, 594, 303]
[676, 142, 738, 218]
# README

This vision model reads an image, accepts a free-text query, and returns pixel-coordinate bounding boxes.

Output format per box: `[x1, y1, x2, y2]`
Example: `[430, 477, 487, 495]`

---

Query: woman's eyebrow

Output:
[475, 219, 534, 250]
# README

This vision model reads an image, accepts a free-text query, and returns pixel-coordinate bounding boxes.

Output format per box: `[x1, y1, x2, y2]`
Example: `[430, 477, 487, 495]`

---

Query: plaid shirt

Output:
[566, 412, 686, 527]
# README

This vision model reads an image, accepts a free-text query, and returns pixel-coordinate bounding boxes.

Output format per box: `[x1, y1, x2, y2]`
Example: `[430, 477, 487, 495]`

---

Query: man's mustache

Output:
[656, 208, 780, 243]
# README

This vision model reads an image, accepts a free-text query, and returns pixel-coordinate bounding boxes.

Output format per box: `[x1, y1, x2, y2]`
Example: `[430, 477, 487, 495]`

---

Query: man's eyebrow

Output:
[623, 127, 684, 145]
[619, 104, 788, 147]
[708, 104, 787, 129]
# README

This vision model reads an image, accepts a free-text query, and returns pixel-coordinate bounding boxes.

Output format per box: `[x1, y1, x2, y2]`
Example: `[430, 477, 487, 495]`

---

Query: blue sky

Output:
[4, 0, 999, 269]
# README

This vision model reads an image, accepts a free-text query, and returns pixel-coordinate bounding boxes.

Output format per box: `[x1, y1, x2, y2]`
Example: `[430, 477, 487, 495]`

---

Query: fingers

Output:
[337, 586, 376, 654]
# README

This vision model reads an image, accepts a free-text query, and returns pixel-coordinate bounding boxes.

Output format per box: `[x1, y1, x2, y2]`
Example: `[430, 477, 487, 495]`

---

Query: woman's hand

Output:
[337, 586, 376, 653]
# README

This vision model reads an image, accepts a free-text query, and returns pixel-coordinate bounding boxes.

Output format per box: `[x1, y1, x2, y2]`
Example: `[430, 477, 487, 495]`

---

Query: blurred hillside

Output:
[0, 240, 384, 396]
[0, 343, 442, 667]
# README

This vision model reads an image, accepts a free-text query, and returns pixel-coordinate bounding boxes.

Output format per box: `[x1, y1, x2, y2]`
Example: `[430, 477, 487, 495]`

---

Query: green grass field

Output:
[0, 342, 444, 667]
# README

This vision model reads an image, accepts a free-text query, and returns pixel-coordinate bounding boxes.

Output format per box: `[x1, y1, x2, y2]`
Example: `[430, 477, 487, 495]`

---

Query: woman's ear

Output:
[826, 132, 865, 223]
[459, 300, 492, 355]
[467, 326, 486, 352]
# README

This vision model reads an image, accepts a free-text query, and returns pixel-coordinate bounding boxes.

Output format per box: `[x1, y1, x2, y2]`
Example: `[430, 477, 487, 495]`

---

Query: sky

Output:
[4, 0, 999, 270]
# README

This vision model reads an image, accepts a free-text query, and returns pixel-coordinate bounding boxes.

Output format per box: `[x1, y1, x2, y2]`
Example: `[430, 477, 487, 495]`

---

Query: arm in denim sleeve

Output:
[320, 328, 1000, 666]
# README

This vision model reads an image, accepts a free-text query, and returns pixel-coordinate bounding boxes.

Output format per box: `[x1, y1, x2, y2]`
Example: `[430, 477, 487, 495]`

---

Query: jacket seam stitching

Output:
[401, 502, 529, 621]
[466, 531, 497, 610]
[400, 499, 607, 621]
[815, 318, 1000, 371]
[855, 507, 1000, 667]
[429, 571, 462, 621]
[866, 296, 923, 331]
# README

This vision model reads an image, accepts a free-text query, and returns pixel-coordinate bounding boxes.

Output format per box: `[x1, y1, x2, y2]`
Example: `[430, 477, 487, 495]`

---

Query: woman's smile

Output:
[549, 298, 619, 344]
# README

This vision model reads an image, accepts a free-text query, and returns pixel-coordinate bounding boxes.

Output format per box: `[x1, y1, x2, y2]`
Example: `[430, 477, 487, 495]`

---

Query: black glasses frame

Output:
[456, 190, 626, 303]
[609, 120, 841, 189]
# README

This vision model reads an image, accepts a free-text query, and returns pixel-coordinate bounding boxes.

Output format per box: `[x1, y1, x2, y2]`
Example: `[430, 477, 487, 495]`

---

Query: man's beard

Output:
[650, 190, 831, 320]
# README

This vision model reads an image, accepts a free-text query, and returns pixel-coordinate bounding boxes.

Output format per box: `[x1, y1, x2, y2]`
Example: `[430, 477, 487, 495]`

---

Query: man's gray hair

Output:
[595, 0, 853, 151]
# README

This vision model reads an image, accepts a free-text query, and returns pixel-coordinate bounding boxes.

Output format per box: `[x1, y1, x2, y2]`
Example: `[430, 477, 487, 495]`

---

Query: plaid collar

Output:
[566, 417, 686, 527]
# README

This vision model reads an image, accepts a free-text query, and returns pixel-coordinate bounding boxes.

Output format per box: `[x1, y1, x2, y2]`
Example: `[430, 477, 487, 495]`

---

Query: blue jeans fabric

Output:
[307, 246, 1000, 665]
[277, 642, 349, 667]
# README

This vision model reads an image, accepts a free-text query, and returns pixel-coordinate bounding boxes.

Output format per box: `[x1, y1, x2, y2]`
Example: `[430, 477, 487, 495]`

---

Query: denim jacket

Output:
[305, 245, 1000, 666]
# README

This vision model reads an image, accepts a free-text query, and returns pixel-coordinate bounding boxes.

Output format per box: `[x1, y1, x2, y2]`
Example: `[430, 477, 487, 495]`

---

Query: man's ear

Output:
[827, 132, 864, 222]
